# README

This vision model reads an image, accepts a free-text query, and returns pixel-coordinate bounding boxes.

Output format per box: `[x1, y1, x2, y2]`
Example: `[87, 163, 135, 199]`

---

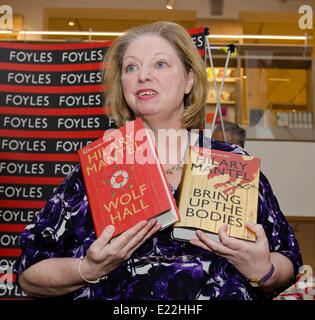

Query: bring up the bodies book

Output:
[78, 118, 179, 238]
[173, 146, 260, 242]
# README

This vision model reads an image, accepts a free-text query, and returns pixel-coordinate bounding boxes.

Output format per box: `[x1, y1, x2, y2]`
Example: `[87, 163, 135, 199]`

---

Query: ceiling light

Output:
[15, 31, 310, 42]
[68, 20, 75, 27]
[19, 30, 123, 36]
[166, 0, 176, 10]
[268, 78, 291, 82]
[207, 34, 308, 40]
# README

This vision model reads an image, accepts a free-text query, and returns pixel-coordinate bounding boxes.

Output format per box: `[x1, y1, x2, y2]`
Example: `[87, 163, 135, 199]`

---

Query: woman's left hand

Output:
[190, 222, 273, 280]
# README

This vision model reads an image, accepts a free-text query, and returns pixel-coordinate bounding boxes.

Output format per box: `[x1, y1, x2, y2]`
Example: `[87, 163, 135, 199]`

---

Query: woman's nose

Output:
[138, 66, 153, 83]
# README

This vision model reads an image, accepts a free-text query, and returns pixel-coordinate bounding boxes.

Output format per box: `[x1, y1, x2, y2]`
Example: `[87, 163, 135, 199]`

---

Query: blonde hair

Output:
[103, 21, 208, 129]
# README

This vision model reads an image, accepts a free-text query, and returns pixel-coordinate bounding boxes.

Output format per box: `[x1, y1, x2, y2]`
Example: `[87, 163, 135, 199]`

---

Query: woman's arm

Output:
[18, 257, 85, 298]
[18, 219, 161, 298]
[262, 252, 294, 292]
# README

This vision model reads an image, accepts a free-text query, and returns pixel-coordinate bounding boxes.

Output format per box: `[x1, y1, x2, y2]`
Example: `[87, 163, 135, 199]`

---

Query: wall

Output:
[246, 140, 315, 217]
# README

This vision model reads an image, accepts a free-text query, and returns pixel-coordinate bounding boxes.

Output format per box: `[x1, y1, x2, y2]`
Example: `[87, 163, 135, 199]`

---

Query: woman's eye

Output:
[125, 64, 137, 72]
[156, 61, 167, 69]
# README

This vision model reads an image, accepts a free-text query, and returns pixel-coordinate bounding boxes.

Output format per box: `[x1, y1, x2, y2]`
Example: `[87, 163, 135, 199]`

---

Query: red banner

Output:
[0, 27, 207, 299]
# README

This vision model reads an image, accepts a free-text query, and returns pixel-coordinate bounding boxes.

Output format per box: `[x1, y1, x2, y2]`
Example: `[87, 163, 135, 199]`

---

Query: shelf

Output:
[208, 78, 236, 83]
[206, 44, 313, 141]
[245, 126, 315, 141]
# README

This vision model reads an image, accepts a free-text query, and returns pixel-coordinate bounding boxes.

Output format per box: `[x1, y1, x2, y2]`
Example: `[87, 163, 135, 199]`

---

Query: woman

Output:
[14, 21, 302, 300]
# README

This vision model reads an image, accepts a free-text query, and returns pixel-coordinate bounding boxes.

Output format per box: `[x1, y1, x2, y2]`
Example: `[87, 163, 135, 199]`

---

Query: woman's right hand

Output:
[79, 218, 161, 282]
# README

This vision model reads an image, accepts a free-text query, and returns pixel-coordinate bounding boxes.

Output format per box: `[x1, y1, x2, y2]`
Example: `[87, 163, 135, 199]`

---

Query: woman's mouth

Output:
[136, 89, 158, 99]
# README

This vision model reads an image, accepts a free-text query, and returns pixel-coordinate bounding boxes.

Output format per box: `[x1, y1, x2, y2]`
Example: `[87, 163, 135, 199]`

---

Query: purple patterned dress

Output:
[13, 137, 302, 300]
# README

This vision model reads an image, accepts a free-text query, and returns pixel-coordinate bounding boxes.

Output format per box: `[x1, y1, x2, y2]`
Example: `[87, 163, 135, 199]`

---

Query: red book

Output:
[78, 118, 180, 238]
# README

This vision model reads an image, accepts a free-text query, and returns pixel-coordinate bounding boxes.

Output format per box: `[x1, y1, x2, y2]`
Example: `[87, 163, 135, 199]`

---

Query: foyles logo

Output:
[298, 5, 313, 30]
[0, 5, 13, 30]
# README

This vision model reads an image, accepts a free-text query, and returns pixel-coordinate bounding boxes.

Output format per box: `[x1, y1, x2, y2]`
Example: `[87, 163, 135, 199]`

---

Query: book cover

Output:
[78, 118, 180, 238]
[173, 146, 260, 242]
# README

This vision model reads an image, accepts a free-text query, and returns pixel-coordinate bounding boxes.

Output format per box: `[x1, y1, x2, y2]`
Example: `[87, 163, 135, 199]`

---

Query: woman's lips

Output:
[136, 89, 158, 100]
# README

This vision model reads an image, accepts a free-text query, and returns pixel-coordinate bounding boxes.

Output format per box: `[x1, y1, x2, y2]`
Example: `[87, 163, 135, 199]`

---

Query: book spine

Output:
[77, 149, 103, 238]
[145, 130, 180, 222]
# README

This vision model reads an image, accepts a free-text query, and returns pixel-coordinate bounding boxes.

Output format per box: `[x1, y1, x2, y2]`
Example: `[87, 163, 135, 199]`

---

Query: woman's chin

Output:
[136, 107, 160, 117]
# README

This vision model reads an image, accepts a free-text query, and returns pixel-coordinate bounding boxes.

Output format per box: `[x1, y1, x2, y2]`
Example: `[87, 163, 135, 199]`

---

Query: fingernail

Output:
[196, 230, 203, 237]
[105, 225, 115, 233]
[149, 218, 157, 225]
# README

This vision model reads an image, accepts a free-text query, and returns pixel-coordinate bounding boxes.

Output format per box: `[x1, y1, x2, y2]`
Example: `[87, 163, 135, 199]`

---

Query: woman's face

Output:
[121, 35, 194, 123]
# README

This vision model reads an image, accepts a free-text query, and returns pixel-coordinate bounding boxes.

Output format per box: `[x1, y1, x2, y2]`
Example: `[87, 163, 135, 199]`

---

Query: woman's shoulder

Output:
[55, 163, 84, 193]
[62, 163, 83, 183]
[54, 163, 88, 207]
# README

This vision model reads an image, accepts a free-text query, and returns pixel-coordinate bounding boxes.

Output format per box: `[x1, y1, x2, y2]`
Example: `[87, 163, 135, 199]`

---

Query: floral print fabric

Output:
[13, 137, 302, 300]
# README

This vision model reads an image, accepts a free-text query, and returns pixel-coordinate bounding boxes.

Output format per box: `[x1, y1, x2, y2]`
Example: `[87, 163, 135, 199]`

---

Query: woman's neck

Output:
[142, 121, 188, 167]
[141, 117, 182, 140]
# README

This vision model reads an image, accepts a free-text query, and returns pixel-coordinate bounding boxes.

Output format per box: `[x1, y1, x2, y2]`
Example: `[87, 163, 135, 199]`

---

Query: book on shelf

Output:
[78, 118, 180, 238]
[172, 146, 260, 242]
